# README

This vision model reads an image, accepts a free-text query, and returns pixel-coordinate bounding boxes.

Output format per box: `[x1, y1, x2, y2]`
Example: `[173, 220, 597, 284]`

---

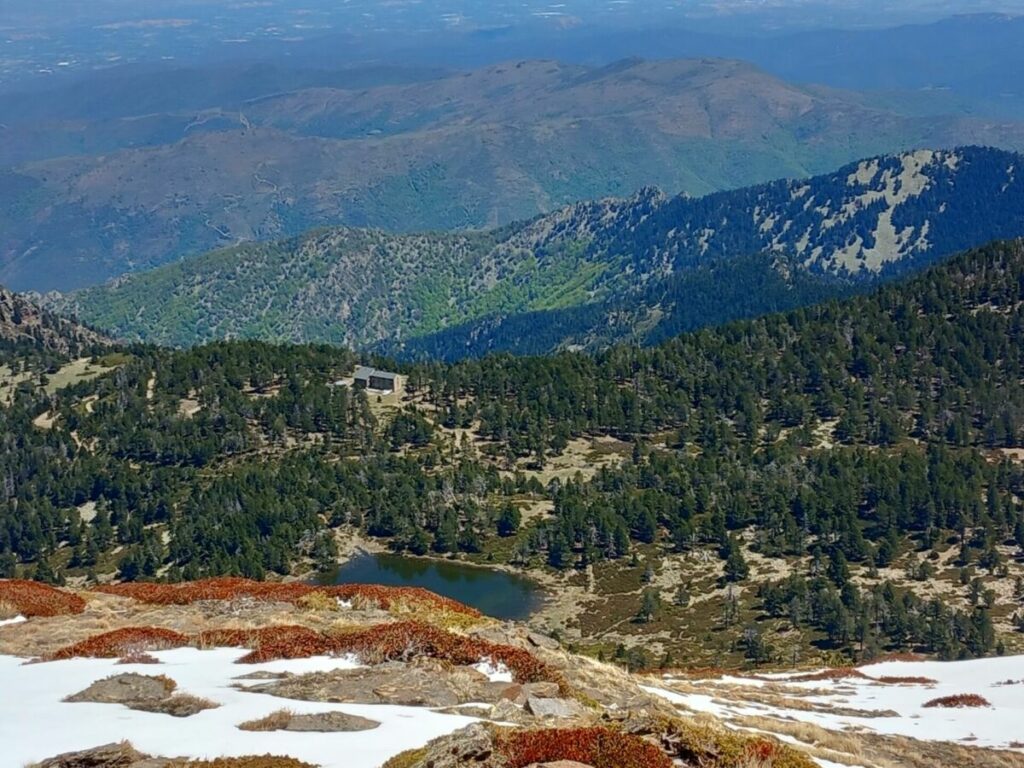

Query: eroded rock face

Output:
[404, 723, 496, 768]
[524, 696, 587, 719]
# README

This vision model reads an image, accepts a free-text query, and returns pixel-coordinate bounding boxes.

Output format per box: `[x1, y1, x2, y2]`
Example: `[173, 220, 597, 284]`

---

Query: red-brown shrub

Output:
[198, 626, 335, 663]
[50, 627, 189, 659]
[497, 727, 672, 768]
[923, 694, 990, 708]
[45, 619, 562, 688]
[91, 578, 481, 619]
[744, 738, 782, 763]
[873, 675, 937, 685]
[0, 579, 86, 617]
[328, 621, 561, 686]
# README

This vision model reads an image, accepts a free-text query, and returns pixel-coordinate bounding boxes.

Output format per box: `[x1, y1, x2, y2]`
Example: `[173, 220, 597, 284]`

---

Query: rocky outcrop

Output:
[65, 673, 217, 718]
[30, 743, 313, 768]
[0, 285, 108, 353]
[246, 660, 514, 708]
[239, 709, 380, 732]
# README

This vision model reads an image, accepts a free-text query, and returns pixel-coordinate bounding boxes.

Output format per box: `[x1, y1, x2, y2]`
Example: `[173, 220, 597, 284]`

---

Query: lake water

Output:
[319, 552, 544, 621]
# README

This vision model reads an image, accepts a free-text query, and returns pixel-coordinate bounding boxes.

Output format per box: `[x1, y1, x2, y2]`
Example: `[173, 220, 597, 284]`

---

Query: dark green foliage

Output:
[4, 240, 1024, 665]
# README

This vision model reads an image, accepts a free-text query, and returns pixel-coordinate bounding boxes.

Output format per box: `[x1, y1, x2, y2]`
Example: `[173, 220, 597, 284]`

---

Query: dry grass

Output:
[294, 592, 338, 613]
[381, 747, 429, 768]
[46, 620, 562, 691]
[662, 716, 818, 768]
[91, 578, 484, 623]
[238, 709, 295, 732]
[117, 651, 160, 664]
[0, 598, 19, 620]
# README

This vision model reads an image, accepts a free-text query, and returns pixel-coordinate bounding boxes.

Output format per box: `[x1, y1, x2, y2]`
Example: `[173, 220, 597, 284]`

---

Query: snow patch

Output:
[473, 660, 513, 683]
[0, 648, 481, 767]
[646, 654, 1024, 753]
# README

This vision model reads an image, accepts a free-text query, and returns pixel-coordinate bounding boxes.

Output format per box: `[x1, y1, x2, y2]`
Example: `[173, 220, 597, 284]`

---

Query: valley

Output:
[6, 58, 1024, 291]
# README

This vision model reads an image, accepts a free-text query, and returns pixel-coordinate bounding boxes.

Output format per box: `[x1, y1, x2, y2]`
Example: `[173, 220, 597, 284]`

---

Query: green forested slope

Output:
[7, 239, 1024, 664]
[60, 147, 1024, 360]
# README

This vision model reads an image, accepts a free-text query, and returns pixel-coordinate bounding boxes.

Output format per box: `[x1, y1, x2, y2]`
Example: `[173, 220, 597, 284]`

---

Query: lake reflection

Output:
[318, 552, 544, 621]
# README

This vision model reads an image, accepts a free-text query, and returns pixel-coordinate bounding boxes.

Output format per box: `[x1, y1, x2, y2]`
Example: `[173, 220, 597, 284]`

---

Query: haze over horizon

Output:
[2, 0, 1022, 88]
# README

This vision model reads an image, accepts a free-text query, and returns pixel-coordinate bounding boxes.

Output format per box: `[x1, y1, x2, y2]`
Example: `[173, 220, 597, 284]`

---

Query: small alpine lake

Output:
[318, 552, 545, 621]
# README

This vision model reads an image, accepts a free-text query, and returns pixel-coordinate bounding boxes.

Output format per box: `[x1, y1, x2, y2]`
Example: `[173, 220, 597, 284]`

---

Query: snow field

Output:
[0, 648, 483, 767]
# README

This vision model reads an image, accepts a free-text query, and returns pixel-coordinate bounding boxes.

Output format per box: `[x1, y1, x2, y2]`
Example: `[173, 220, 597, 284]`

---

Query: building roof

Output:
[354, 366, 398, 382]
[353, 365, 376, 380]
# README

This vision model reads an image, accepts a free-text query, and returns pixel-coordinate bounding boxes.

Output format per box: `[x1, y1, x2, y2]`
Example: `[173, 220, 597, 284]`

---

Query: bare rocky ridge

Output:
[0, 285, 108, 354]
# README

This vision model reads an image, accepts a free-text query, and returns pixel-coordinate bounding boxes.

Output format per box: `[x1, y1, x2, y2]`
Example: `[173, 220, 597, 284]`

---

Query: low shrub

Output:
[497, 727, 673, 768]
[873, 675, 937, 685]
[199, 626, 334, 663]
[0, 579, 86, 617]
[328, 621, 562, 687]
[786, 667, 869, 682]
[662, 718, 818, 768]
[50, 627, 189, 659]
[46, 620, 562, 688]
[923, 694, 991, 708]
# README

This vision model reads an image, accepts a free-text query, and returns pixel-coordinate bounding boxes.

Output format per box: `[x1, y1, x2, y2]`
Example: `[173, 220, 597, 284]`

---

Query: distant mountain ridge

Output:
[6, 57, 1024, 291]
[53, 146, 1024, 358]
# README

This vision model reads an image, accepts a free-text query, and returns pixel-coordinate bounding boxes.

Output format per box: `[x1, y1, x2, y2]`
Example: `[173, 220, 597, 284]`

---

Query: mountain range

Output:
[53, 146, 1024, 358]
[6, 57, 1024, 291]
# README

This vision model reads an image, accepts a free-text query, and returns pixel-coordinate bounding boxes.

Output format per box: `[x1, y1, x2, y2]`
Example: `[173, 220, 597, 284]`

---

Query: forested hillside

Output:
[58, 147, 1024, 361]
[7, 239, 1024, 666]
[8, 57, 1024, 292]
